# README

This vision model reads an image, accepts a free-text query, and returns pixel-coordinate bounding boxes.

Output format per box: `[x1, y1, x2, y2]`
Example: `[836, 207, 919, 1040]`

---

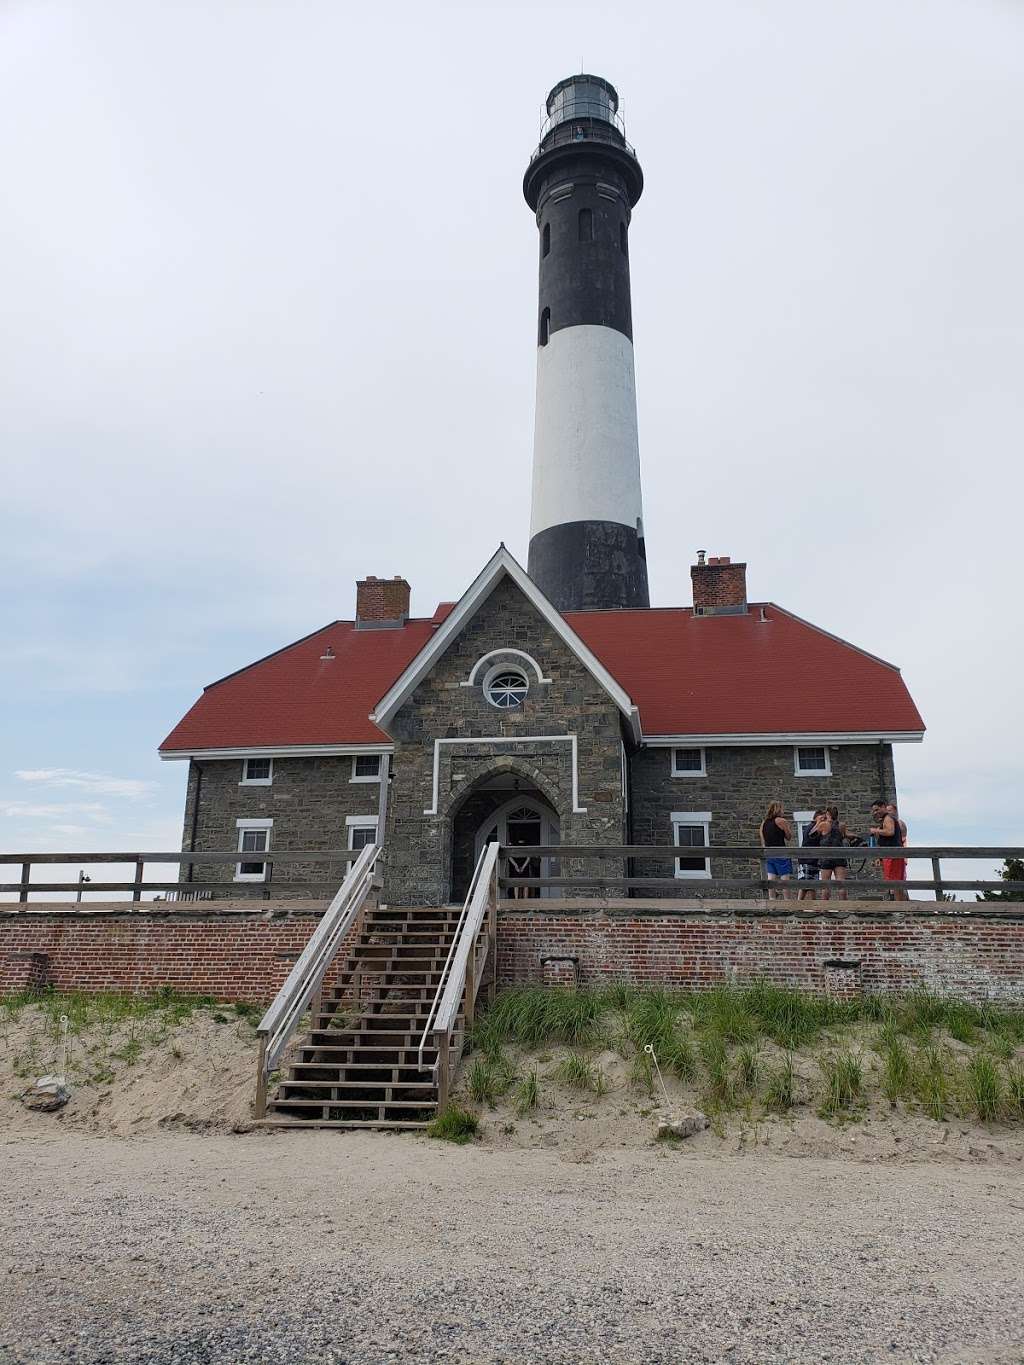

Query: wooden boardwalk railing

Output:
[496, 845, 1024, 902]
[0, 850, 354, 903]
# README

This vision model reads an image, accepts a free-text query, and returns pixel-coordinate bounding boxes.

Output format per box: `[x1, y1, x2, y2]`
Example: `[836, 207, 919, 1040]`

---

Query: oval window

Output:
[485, 668, 529, 709]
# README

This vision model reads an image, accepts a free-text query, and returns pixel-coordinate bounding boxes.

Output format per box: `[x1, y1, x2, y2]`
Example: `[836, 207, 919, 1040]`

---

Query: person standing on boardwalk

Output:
[873, 802, 909, 901]
[798, 809, 826, 903]
[760, 801, 793, 900]
[817, 805, 849, 900]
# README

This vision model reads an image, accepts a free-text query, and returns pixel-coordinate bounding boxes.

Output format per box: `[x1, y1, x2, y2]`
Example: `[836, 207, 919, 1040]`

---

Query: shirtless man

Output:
[871, 801, 908, 901]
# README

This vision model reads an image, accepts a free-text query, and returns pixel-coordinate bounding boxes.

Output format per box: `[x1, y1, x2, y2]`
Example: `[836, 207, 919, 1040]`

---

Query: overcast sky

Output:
[2, 0, 1022, 889]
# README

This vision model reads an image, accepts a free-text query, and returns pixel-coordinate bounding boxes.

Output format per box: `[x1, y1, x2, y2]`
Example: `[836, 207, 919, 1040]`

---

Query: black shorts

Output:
[819, 858, 848, 871]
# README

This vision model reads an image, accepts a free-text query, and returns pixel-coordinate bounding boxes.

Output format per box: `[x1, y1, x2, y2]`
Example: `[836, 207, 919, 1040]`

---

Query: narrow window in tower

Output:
[620, 221, 628, 254]
[542, 223, 550, 257]
[578, 208, 593, 242]
[539, 307, 550, 346]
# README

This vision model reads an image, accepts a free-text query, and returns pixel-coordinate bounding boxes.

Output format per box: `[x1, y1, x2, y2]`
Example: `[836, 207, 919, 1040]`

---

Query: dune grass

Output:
[427, 1104, 479, 1144]
[0, 986, 252, 1086]
[466, 983, 1024, 1128]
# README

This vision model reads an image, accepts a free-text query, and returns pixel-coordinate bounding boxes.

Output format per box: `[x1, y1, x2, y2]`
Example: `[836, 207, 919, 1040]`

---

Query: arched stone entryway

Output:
[449, 770, 562, 903]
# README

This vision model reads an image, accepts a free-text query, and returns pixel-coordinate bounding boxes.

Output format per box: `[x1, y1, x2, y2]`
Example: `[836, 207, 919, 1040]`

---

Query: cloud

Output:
[1, 801, 111, 821]
[14, 769, 155, 799]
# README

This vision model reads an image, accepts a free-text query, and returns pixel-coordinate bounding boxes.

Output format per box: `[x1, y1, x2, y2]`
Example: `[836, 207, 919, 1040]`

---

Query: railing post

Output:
[254, 1034, 269, 1119]
[309, 984, 323, 1032]
[487, 849, 499, 1005]
[932, 856, 943, 903]
[465, 946, 477, 1030]
[19, 862, 30, 904]
[436, 1031, 450, 1109]
[132, 858, 145, 903]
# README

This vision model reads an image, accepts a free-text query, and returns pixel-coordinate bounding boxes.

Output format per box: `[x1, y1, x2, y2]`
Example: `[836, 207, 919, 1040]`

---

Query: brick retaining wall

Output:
[496, 901, 1024, 1004]
[0, 903, 331, 1005]
[3, 899, 1023, 1006]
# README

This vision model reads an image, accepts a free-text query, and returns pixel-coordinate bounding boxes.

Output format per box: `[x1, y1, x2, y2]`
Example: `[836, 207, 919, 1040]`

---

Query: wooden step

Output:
[298, 1041, 438, 1054]
[258, 1119, 431, 1130]
[258, 1119, 434, 1130]
[270, 1097, 437, 1110]
[279, 1082, 436, 1095]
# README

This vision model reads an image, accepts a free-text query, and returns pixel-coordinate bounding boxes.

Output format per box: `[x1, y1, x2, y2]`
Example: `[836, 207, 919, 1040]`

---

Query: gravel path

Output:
[2, 1132, 1023, 1363]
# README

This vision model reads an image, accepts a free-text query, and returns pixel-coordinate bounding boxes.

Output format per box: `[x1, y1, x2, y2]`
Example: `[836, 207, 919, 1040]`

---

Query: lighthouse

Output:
[524, 75, 649, 611]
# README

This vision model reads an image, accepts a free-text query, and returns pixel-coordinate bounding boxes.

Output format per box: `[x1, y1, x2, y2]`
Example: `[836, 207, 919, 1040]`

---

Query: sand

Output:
[3, 1005, 1024, 1166]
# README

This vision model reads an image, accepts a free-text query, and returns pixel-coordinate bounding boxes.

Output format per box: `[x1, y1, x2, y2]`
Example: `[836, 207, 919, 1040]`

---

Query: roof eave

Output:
[642, 730, 926, 747]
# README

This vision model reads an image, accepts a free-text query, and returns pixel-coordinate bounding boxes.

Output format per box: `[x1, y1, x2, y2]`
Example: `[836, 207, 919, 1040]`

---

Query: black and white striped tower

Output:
[524, 74, 649, 611]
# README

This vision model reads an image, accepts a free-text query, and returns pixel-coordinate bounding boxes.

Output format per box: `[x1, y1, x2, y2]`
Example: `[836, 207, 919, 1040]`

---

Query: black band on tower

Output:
[528, 520, 649, 613]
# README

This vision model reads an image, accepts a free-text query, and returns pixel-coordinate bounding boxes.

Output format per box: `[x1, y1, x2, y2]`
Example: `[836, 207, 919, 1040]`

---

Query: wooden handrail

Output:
[419, 841, 500, 1105]
[254, 843, 381, 1118]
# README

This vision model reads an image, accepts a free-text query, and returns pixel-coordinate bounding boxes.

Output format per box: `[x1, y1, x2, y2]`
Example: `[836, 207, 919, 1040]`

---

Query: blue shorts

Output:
[766, 857, 793, 877]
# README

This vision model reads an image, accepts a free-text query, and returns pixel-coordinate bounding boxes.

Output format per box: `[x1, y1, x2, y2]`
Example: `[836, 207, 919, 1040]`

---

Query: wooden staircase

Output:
[264, 904, 476, 1130]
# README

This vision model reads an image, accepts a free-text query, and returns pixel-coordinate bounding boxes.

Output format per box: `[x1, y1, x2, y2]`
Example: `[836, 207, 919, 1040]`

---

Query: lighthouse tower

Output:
[524, 75, 649, 611]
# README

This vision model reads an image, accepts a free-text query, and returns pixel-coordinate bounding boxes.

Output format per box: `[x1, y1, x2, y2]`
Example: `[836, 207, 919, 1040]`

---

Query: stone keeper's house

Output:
[159, 546, 925, 904]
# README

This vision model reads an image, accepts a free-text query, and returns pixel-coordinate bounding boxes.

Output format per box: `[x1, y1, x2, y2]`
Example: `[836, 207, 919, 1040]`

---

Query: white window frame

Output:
[794, 745, 831, 777]
[671, 746, 706, 778]
[350, 754, 383, 784]
[482, 662, 530, 710]
[240, 756, 273, 786]
[672, 811, 712, 880]
[234, 817, 272, 881]
[346, 814, 379, 862]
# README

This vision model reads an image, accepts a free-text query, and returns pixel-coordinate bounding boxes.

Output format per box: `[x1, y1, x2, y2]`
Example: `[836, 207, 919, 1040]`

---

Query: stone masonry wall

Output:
[384, 575, 627, 905]
[180, 756, 386, 894]
[628, 742, 898, 891]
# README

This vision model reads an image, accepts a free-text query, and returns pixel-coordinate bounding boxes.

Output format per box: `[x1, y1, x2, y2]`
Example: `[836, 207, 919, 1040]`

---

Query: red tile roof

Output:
[566, 605, 924, 737]
[160, 620, 437, 751]
[160, 601, 923, 754]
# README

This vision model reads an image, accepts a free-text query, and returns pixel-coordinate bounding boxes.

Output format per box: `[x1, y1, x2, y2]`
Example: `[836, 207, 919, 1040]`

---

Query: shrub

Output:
[914, 1047, 951, 1122]
[555, 1052, 605, 1093]
[664, 1034, 697, 1083]
[631, 1050, 654, 1094]
[427, 1104, 479, 1144]
[945, 1005, 978, 1045]
[881, 1039, 913, 1105]
[818, 1050, 863, 1117]
[468, 1058, 498, 1107]
[481, 987, 604, 1047]
[1006, 1065, 1024, 1122]
[699, 1034, 732, 1109]
[764, 1054, 795, 1113]
[734, 1044, 760, 1094]
[963, 1054, 1003, 1122]
[514, 1070, 540, 1116]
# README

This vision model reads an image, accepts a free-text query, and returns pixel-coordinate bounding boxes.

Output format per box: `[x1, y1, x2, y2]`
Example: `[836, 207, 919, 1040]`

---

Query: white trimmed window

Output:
[671, 747, 706, 778]
[235, 818, 272, 881]
[240, 756, 273, 786]
[350, 754, 382, 783]
[346, 815, 378, 860]
[483, 663, 529, 709]
[794, 745, 831, 777]
[672, 811, 712, 880]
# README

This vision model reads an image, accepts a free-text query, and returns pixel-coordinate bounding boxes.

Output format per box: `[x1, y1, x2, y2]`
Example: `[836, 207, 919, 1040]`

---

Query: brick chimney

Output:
[690, 551, 748, 615]
[355, 575, 411, 628]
